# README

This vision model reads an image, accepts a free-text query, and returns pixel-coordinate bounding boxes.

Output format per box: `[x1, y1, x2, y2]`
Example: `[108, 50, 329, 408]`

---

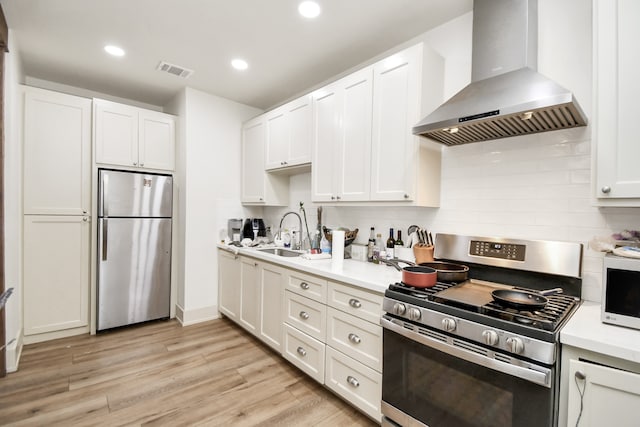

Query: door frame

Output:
[0, 4, 10, 377]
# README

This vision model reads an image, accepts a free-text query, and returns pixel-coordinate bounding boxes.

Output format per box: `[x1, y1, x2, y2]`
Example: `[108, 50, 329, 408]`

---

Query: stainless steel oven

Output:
[381, 234, 583, 427]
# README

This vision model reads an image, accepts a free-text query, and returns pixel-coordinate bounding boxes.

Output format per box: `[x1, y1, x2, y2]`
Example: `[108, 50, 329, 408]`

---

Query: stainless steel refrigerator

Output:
[97, 169, 173, 331]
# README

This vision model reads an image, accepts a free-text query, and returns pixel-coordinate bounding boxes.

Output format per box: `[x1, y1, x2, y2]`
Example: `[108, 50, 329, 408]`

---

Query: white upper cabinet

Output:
[94, 99, 175, 171]
[23, 86, 92, 215]
[594, 0, 640, 205]
[265, 95, 312, 170]
[241, 116, 288, 205]
[370, 43, 422, 202]
[312, 67, 373, 202]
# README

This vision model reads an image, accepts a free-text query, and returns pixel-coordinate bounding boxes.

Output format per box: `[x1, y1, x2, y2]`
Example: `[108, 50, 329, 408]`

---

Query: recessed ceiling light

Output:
[104, 45, 125, 57]
[231, 59, 249, 71]
[298, 1, 321, 19]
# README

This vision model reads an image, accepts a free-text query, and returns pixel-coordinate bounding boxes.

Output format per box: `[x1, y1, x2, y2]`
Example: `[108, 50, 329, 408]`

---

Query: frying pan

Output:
[491, 287, 563, 310]
[381, 259, 437, 288]
[417, 261, 468, 282]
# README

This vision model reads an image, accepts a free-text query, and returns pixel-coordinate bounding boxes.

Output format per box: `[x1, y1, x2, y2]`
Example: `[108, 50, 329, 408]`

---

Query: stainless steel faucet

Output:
[279, 211, 303, 250]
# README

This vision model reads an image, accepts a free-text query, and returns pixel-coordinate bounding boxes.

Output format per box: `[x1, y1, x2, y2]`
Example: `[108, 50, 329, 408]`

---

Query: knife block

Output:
[413, 245, 434, 264]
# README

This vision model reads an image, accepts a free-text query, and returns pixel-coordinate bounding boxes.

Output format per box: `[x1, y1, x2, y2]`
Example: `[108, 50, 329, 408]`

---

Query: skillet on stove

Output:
[491, 287, 563, 310]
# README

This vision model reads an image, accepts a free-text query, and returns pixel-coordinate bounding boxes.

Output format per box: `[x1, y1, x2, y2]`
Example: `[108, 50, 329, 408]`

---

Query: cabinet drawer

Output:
[327, 281, 383, 324]
[282, 323, 325, 384]
[287, 271, 327, 303]
[325, 346, 381, 422]
[327, 307, 382, 372]
[284, 290, 327, 341]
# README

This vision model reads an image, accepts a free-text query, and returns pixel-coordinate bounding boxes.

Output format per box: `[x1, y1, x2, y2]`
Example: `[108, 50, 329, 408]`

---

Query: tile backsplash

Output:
[264, 126, 640, 303]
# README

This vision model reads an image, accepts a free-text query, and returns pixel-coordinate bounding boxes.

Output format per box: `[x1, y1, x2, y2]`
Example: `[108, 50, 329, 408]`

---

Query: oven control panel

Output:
[470, 240, 526, 261]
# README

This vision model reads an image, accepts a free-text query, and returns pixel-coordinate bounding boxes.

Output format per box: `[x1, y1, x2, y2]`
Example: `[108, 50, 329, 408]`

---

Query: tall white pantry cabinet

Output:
[22, 86, 92, 339]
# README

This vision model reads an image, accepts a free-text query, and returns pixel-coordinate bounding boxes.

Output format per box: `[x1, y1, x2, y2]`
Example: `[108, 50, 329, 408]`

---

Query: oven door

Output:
[381, 315, 556, 427]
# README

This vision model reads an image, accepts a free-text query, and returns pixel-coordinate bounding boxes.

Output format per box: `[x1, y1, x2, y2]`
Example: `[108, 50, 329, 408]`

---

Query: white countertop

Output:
[561, 301, 640, 364]
[217, 244, 402, 294]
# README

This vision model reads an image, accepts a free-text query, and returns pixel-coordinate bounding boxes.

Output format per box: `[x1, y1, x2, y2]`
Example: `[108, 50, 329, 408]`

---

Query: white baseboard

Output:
[175, 303, 220, 326]
[5, 329, 23, 373]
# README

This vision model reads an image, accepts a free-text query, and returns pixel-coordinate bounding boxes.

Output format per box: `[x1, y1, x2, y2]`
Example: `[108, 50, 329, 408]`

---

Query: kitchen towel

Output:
[332, 230, 345, 261]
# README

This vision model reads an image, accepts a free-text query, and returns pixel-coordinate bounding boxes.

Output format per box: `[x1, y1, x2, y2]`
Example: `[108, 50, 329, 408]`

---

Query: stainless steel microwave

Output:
[602, 254, 640, 330]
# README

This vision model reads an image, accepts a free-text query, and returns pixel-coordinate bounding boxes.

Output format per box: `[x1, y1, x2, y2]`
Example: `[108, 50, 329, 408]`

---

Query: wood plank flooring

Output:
[0, 318, 378, 426]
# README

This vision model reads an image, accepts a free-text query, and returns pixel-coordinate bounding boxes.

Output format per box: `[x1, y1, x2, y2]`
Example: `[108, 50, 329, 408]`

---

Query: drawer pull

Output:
[296, 346, 307, 357]
[299, 311, 310, 320]
[348, 298, 362, 308]
[346, 376, 360, 388]
[348, 333, 361, 344]
[300, 282, 310, 290]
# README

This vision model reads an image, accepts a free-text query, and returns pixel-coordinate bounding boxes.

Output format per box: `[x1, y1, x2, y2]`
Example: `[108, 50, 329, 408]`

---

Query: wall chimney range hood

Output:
[413, 0, 587, 146]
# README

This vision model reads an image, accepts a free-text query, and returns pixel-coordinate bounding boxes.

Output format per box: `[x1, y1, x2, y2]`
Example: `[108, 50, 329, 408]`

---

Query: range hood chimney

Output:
[413, 0, 587, 146]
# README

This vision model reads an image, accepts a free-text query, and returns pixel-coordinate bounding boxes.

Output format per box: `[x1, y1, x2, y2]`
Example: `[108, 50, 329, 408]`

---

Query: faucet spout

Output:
[279, 211, 304, 250]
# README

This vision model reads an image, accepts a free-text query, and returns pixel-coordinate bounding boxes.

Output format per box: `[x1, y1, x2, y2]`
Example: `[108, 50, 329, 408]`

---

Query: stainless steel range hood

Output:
[413, 0, 587, 146]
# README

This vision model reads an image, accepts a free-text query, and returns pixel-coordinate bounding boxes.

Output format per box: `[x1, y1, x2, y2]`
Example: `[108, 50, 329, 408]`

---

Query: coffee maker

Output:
[227, 218, 242, 242]
[242, 218, 266, 240]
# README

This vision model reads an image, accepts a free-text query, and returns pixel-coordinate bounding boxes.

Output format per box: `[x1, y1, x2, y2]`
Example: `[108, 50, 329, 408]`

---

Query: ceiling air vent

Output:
[156, 61, 194, 79]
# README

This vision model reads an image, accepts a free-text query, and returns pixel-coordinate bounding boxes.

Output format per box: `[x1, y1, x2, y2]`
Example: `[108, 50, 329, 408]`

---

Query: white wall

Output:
[166, 87, 261, 325]
[4, 29, 24, 372]
[264, 0, 640, 303]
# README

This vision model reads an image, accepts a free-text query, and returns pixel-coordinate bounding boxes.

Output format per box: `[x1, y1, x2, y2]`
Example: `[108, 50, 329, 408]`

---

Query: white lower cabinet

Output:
[282, 323, 326, 384]
[326, 307, 382, 372]
[325, 346, 382, 421]
[23, 215, 90, 336]
[218, 253, 283, 352]
[284, 291, 327, 341]
[566, 359, 640, 427]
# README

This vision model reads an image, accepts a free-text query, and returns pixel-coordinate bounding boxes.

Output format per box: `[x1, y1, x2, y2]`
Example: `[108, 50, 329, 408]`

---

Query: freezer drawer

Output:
[97, 217, 171, 330]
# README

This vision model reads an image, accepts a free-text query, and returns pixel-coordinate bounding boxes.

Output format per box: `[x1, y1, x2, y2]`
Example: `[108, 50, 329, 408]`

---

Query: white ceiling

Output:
[1, 0, 472, 110]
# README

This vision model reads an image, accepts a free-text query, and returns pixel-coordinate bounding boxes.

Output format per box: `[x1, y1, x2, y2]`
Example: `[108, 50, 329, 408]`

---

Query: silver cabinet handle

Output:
[299, 311, 309, 320]
[296, 346, 307, 357]
[601, 186, 611, 194]
[300, 282, 310, 290]
[133, 162, 137, 166]
[331, 196, 336, 200]
[346, 376, 360, 387]
[82, 217, 88, 222]
[348, 298, 361, 308]
[348, 333, 361, 344]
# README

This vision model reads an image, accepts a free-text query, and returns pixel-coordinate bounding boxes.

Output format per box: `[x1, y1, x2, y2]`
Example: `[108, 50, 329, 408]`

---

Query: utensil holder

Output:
[413, 244, 434, 264]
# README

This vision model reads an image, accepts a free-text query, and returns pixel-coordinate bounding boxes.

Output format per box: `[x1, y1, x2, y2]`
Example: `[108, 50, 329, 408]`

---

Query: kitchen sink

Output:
[256, 247, 304, 257]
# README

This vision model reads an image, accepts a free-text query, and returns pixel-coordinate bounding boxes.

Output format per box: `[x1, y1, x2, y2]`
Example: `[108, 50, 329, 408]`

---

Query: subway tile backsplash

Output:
[263, 127, 640, 303]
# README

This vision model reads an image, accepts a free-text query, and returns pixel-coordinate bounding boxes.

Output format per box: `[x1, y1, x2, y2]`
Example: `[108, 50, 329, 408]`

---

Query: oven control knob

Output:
[442, 318, 456, 332]
[393, 303, 406, 316]
[408, 308, 421, 321]
[482, 330, 499, 346]
[506, 337, 524, 354]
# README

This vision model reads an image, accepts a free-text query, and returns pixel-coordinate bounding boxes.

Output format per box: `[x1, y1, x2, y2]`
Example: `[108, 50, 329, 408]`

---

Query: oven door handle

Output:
[381, 316, 552, 388]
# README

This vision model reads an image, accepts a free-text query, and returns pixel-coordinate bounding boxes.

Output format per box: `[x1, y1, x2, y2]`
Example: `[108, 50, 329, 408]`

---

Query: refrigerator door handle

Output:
[103, 173, 109, 217]
[102, 219, 108, 261]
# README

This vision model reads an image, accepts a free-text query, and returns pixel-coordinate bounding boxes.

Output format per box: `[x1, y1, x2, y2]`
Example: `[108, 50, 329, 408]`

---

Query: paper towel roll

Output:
[331, 230, 345, 260]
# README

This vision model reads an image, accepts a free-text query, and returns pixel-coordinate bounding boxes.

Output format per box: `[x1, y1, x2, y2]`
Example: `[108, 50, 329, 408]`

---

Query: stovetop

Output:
[385, 281, 581, 342]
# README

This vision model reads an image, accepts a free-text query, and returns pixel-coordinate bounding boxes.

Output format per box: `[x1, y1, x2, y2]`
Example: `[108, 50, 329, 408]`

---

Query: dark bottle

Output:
[367, 227, 376, 262]
[395, 230, 404, 250]
[386, 228, 395, 259]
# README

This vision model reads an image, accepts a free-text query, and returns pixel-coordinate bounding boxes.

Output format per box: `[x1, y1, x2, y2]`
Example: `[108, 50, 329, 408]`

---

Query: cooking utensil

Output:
[491, 287, 563, 310]
[417, 261, 468, 282]
[381, 259, 437, 288]
[408, 225, 419, 236]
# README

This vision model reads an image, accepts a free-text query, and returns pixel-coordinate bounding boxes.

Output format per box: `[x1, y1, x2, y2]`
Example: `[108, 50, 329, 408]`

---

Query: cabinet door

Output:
[139, 110, 175, 171]
[370, 44, 422, 201]
[218, 250, 241, 320]
[94, 99, 139, 167]
[287, 95, 312, 166]
[265, 107, 289, 170]
[312, 84, 340, 202]
[239, 257, 260, 334]
[241, 117, 267, 203]
[259, 262, 284, 351]
[23, 87, 91, 215]
[23, 215, 90, 335]
[567, 359, 640, 427]
[337, 68, 373, 202]
[594, 0, 640, 201]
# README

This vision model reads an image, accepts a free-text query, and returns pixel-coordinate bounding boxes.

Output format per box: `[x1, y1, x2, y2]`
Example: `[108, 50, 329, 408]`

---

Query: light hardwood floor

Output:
[0, 318, 378, 426]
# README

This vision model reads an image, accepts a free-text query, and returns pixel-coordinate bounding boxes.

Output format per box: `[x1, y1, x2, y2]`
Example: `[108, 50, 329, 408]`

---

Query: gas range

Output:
[381, 234, 584, 427]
